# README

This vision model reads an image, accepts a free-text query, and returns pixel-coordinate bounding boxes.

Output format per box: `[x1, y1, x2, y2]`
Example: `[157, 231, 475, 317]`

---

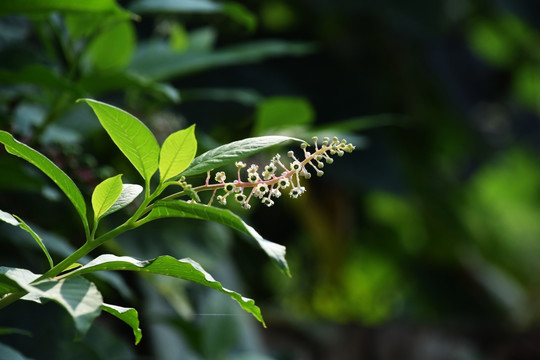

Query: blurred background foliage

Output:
[2, 0, 540, 359]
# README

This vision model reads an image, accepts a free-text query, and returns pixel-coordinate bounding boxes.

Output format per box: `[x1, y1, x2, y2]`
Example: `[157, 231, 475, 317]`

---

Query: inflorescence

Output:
[177, 136, 355, 209]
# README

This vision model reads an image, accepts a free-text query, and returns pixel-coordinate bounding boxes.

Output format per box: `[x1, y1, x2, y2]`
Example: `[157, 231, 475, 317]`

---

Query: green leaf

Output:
[181, 136, 301, 177]
[0, 209, 19, 226]
[0, 65, 80, 93]
[102, 303, 142, 345]
[0, 0, 121, 15]
[12, 215, 54, 269]
[66, 254, 265, 326]
[129, 0, 222, 13]
[0, 267, 103, 336]
[103, 184, 143, 217]
[222, 3, 257, 32]
[180, 88, 263, 106]
[129, 39, 315, 81]
[145, 200, 290, 276]
[79, 99, 160, 182]
[86, 21, 136, 72]
[24, 277, 103, 336]
[0, 267, 38, 296]
[77, 72, 180, 103]
[159, 125, 197, 182]
[254, 96, 315, 135]
[0, 328, 32, 337]
[92, 175, 124, 221]
[0, 131, 89, 234]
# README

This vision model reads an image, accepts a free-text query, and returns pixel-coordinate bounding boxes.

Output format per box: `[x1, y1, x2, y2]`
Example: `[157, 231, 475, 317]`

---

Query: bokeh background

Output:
[2, 0, 540, 359]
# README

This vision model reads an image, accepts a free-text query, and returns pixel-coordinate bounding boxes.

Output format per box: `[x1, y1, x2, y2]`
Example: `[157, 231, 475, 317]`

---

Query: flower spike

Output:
[175, 137, 355, 208]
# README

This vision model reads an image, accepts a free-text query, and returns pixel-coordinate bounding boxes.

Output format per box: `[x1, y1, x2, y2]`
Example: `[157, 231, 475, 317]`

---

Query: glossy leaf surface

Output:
[159, 125, 197, 182]
[92, 175, 124, 221]
[0, 131, 88, 232]
[181, 135, 301, 177]
[102, 303, 142, 345]
[65, 254, 265, 326]
[146, 200, 290, 276]
[79, 99, 160, 182]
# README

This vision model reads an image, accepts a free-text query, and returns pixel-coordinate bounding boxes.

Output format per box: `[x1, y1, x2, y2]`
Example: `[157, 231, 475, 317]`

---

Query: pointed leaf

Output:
[65, 254, 265, 326]
[0, 0, 122, 15]
[0, 209, 19, 226]
[0, 266, 103, 335]
[12, 215, 54, 269]
[181, 136, 302, 177]
[78, 99, 160, 182]
[0, 131, 88, 232]
[25, 277, 103, 336]
[92, 174, 123, 221]
[0, 267, 38, 296]
[129, 39, 315, 81]
[159, 125, 197, 182]
[145, 200, 290, 276]
[102, 303, 142, 345]
[103, 184, 143, 217]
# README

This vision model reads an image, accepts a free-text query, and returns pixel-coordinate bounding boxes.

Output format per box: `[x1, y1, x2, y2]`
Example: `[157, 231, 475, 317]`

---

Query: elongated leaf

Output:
[24, 277, 103, 336]
[78, 72, 180, 103]
[159, 125, 197, 182]
[0, 0, 121, 15]
[181, 135, 301, 177]
[0, 209, 19, 226]
[129, 39, 315, 81]
[66, 254, 265, 326]
[0, 131, 88, 232]
[103, 184, 143, 217]
[0, 268, 102, 335]
[79, 99, 160, 182]
[0, 267, 38, 296]
[92, 175, 123, 221]
[102, 303, 142, 345]
[12, 215, 54, 269]
[86, 21, 136, 72]
[130, 0, 222, 13]
[145, 200, 290, 276]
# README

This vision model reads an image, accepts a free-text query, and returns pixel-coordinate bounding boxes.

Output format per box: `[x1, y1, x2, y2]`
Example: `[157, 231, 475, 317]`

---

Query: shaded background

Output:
[2, 0, 540, 359]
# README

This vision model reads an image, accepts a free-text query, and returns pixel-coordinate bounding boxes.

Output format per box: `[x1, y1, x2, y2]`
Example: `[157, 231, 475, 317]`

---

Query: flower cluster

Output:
[179, 136, 355, 209]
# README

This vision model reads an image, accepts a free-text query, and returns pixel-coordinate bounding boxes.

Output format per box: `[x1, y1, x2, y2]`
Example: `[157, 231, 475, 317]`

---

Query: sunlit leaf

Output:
[65, 254, 265, 326]
[102, 303, 142, 345]
[181, 136, 301, 177]
[23, 277, 103, 336]
[79, 99, 160, 182]
[159, 125, 197, 182]
[103, 184, 143, 217]
[0, 267, 103, 336]
[0, 209, 19, 226]
[92, 174, 123, 221]
[0, 131, 89, 233]
[145, 200, 290, 276]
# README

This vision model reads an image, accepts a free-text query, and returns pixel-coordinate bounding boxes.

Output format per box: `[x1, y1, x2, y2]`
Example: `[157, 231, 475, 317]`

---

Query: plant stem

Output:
[0, 222, 136, 310]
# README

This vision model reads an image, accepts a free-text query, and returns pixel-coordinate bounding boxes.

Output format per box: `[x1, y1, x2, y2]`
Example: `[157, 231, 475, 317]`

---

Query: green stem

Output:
[0, 222, 136, 310]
